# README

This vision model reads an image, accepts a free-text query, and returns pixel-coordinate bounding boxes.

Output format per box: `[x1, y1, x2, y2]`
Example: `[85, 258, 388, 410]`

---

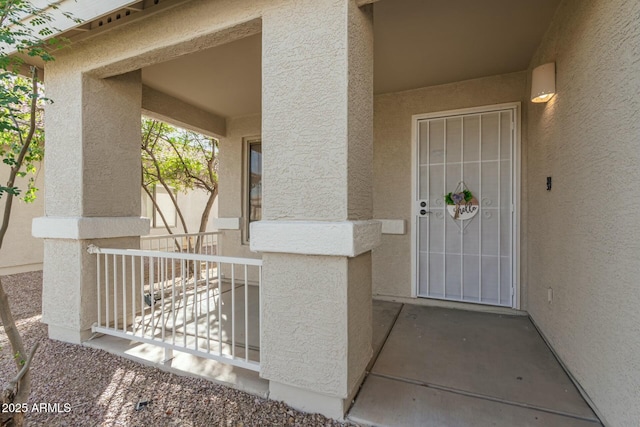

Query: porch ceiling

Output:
[374, 0, 561, 94]
[139, 0, 560, 119]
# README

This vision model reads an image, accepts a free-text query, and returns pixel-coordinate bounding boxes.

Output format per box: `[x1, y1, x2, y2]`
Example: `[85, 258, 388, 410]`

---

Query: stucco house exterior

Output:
[13, 0, 639, 425]
[0, 161, 218, 274]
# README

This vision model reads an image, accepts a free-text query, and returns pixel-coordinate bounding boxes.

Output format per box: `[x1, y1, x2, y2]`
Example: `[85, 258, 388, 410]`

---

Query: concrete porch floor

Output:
[85, 296, 601, 426]
[348, 302, 602, 427]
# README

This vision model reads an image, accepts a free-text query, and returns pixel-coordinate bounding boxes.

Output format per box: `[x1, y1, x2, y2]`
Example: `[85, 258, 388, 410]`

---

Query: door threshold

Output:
[374, 294, 527, 316]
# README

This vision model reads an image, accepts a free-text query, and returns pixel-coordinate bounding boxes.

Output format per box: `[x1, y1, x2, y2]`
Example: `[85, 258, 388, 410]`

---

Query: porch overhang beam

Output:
[142, 85, 226, 138]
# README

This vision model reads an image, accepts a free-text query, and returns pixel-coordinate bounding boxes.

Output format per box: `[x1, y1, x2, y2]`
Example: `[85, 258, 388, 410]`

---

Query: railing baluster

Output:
[171, 257, 176, 346]
[89, 242, 261, 371]
[140, 255, 145, 337]
[182, 258, 187, 349]
[113, 254, 118, 331]
[206, 260, 210, 354]
[150, 256, 155, 337]
[194, 258, 199, 352]
[218, 261, 222, 356]
[122, 255, 126, 332]
[258, 265, 262, 352]
[105, 254, 110, 328]
[131, 255, 136, 334]
[97, 254, 101, 327]
[161, 256, 166, 343]
[231, 264, 235, 358]
[244, 264, 248, 363]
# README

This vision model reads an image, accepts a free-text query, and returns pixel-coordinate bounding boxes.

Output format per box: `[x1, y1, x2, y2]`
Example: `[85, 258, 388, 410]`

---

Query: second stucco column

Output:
[253, 1, 377, 419]
[33, 69, 148, 343]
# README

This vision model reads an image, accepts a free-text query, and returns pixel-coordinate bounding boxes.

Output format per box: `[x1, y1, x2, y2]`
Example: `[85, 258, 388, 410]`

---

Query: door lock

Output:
[416, 200, 431, 216]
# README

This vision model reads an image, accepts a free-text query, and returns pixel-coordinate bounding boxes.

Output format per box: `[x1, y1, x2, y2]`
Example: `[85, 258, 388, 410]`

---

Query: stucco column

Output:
[252, 1, 377, 419]
[32, 70, 148, 344]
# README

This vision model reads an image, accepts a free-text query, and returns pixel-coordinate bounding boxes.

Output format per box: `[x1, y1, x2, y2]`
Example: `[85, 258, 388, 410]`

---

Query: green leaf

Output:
[445, 192, 454, 205]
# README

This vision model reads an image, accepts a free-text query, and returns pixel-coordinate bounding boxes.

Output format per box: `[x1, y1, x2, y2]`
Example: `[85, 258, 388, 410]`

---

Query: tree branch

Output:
[0, 1, 17, 29]
[10, 342, 38, 395]
[164, 136, 214, 192]
[0, 66, 38, 249]
[195, 187, 218, 252]
[141, 143, 189, 234]
[0, 277, 27, 399]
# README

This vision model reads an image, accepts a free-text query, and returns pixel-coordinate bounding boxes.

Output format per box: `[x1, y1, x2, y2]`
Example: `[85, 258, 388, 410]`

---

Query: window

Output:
[246, 140, 262, 240]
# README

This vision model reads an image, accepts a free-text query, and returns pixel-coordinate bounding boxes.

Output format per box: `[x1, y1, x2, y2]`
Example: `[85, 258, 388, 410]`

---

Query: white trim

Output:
[513, 104, 522, 309]
[212, 218, 241, 230]
[378, 219, 406, 235]
[411, 103, 523, 121]
[32, 216, 150, 240]
[243, 137, 262, 243]
[410, 116, 418, 298]
[373, 295, 528, 317]
[87, 245, 262, 266]
[410, 102, 522, 309]
[250, 220, 382, 257]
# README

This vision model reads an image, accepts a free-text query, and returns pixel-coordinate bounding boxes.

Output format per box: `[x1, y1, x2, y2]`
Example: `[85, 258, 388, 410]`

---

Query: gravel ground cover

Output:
[0, 271, 356, 427]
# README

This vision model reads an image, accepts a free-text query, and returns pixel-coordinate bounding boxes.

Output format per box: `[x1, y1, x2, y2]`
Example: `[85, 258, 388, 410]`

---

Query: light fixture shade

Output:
[531, 62, 556, 103]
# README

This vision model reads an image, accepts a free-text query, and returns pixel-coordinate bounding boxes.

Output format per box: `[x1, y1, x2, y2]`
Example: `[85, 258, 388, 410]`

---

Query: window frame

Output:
[243, 137, 262, 243]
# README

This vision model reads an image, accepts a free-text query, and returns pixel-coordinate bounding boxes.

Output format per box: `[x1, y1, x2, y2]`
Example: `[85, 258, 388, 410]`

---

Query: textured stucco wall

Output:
[0, 163, 44, 274]
[44, 71, 142, 217]
[263, 1, 352, 220]
[259, 0, 374, 411]
[526, 1, 640, 425]
[347, 2, 374, 220]
[347, 252, 372, 390]
[42, 69, 143, 343]
[373, 72, 528, 300]
[43, 0, 274, 79]
[42, 236, 139, 339]
[260, 253, 350, 394]
[41, 0, 374, 416]
[82, 72, 142, 217]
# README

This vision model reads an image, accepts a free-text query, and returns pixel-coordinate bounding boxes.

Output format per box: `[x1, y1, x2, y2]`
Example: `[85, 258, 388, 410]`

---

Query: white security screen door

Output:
[414, 106, 518, 307]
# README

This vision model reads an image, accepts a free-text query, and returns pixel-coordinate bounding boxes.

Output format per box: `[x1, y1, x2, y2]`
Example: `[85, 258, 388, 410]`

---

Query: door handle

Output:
[416, 200, 431, 216]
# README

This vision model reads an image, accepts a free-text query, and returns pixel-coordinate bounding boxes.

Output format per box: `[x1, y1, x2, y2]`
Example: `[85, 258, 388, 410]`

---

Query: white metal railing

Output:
[140, 231, 221, 255]
[87, 245, 262, 372]
[141, 232, 222, 288]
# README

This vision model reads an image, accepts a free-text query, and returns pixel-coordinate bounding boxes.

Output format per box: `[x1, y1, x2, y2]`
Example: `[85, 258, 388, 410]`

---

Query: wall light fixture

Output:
[531, 62, 556, 103]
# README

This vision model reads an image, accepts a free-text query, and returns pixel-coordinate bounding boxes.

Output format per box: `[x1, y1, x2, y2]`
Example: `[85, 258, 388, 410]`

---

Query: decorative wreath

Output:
[445, 189, 473, 206]
[444, 185, 479, 221]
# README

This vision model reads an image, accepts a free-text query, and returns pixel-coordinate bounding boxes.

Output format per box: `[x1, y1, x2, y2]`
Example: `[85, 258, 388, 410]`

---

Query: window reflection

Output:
[248, 141, 262, 238]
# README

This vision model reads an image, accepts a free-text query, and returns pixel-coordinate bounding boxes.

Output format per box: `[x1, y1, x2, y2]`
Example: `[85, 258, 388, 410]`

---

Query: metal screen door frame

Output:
[410, 103, 521, 309]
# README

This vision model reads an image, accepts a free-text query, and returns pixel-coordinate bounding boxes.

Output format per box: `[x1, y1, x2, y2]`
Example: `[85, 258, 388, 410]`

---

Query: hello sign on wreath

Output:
[445, 182, 479, 221]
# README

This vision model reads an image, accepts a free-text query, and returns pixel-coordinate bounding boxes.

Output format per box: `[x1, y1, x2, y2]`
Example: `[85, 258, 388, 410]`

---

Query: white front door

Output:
[413, 105, 519, 308]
